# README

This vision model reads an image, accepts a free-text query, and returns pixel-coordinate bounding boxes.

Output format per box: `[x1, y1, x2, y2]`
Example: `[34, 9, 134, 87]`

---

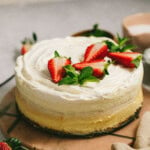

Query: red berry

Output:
[108, 52, 142, 68]
[84, 43, 108, 62]
[48, 55, 71, 83]
[73, 59, 108, 77]
[0, 142, 11, 150]
[21, 44, 32, 55]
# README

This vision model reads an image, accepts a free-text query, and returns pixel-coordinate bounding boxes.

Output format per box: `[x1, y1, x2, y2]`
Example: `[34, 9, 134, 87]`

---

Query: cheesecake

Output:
[15, 37, 143, 137]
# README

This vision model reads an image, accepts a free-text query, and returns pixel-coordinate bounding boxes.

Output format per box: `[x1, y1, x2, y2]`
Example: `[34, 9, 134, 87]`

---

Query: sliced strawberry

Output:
[48, 51, 71, 83]
[21, 32, 37, 55]
[108, 52, 142, 68]
[84, 42, 108, 62]
[21, 44, 32, 55]
[73, 59, 109, 77]
[0, 142, 11, 150]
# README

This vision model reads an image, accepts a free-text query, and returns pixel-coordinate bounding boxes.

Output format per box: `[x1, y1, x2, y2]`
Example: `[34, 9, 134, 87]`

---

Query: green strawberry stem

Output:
[132, 55, 142, 68]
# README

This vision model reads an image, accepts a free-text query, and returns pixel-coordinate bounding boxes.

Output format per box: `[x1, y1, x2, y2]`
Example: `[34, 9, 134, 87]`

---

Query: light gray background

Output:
[0, 0, 149, 140]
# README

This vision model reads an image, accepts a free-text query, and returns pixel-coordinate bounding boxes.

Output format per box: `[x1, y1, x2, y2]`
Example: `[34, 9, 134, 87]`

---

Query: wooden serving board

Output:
[0, 87, 150, 150]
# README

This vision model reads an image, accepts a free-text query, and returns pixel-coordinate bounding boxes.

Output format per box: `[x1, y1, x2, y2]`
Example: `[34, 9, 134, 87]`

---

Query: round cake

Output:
[15, 36, 143, 137]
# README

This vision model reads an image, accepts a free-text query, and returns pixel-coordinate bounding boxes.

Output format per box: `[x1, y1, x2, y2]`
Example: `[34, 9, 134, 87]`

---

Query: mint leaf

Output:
[64, 65, 76, 73]
[79, 76, 99, 85]
[78, 67, 93, 81]
[58, 76, 78, 85]
[58, 65, 79, 85]
[78, 67, 99, 85]
[132, 55, 142, 68]
[64, 65, 79, 78]
[122, 45, 137, 51]
[54, 51, 60, 57]
[59, 66, 100, 86]
[105, 34, 136, 52]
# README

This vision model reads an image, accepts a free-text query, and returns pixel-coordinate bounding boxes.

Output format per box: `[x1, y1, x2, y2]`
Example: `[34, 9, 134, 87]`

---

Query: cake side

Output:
[15, 88, 143, 135]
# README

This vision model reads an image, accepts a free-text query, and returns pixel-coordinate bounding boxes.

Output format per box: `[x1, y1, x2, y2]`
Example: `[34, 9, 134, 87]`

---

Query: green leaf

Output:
[104, 40, 114, 49]
[103, 60, 111, 75]
[58, 76, 78, 85]
[78, 67, 99, 85]
[79, 76, 99, 85]
[54, 51, 60, 57]
[64, 65, 79, 78]
[59, 66, 100, 86]
[32, 32, 37, 42]
[122, 45, 137, 51]
[105, 34, 135, 52]
[117, 33, 121, 43]
[5, 137, 29, 150]
[119, 38, 128, 47]
[131, 55, 142, 68]
[78, 67, 93, 81]
[64, 65, 76, 73]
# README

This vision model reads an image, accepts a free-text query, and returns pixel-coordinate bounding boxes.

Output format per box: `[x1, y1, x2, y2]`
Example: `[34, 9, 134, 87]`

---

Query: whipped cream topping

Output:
[15, 37, 143, 114]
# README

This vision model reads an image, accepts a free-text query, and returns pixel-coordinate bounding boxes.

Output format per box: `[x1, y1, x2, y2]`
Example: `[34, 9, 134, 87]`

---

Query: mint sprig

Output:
[58, 65, 99, 86]
[78, 67, 99, 85]
[54, 51, 60, 57]
[105, 34, 136, 52]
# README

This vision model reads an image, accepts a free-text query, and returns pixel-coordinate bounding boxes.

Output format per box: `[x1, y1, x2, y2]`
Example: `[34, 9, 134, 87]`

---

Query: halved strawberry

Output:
[48, 51, 71, 83]
[108, 52, 142, 68]
[21, 43, 32, 55]
[0, 142, 11, 150]
[84, 42, 108, 62]
[73, 59, 110, 78]
[21, 32, 37, 55]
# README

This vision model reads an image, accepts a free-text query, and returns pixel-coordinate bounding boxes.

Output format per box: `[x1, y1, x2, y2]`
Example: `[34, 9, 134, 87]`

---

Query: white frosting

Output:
[128, 24, 150, 35]
[15, 37, 143, 115]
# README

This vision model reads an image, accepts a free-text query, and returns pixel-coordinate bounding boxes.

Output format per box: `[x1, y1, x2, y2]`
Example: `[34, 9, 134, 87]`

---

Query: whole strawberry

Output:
[48, 51, 71, 83]
[0, 142, 11, 150]
[21, 32, 37, 55]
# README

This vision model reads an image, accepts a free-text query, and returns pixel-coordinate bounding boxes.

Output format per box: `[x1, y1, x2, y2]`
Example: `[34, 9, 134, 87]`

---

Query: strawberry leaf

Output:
[131, 55, 142, 68]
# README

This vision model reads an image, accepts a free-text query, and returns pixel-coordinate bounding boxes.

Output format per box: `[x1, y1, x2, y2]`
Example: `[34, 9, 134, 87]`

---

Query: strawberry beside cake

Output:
[15, 36, 143, 137]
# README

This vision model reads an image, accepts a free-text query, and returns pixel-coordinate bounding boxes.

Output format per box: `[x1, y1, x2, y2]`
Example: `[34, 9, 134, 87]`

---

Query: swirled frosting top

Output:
[15, 37, 143, 110]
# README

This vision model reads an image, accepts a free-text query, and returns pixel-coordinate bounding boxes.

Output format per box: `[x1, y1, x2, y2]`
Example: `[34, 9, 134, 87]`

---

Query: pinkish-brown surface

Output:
[0, 88, 150, 150]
